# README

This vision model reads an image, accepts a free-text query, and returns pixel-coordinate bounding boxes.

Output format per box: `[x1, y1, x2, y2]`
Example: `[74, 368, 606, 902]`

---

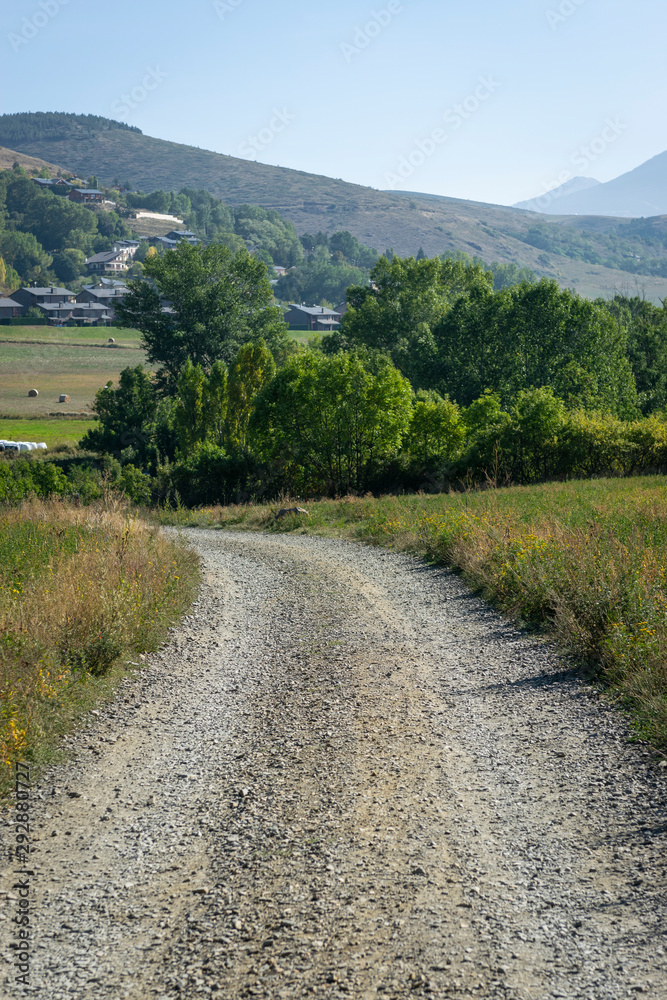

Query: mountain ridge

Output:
[515, 151, 667, 218]
[1, 113, 666, 303]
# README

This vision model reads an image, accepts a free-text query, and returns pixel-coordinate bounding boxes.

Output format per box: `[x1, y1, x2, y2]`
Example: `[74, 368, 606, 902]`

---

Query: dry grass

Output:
[0, 497, 199, 795]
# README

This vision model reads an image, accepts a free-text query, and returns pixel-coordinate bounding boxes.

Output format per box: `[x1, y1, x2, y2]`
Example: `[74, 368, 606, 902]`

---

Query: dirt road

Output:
[2, 529, 666, 999]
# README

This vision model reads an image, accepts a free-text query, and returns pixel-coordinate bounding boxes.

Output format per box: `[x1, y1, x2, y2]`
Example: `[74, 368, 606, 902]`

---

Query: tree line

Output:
[38, 242, 663, 507]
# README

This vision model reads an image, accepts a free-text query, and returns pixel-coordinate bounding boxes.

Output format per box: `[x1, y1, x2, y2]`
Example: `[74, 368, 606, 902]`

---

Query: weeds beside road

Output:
[0, 497, 199, 796]
[158, 476, 667, 748]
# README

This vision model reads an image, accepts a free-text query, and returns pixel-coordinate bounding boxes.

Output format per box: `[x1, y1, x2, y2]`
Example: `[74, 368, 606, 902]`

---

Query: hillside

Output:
[516, 150, 667, 218]
[0, 144, 68, 177]
[1, 113, 666, 302]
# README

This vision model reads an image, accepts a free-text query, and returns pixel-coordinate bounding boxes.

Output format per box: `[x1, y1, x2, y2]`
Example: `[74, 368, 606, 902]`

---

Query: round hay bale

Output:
[59, 394, 70, 403]
[108, 337, 115, 344]
[28, 389, 39, 397]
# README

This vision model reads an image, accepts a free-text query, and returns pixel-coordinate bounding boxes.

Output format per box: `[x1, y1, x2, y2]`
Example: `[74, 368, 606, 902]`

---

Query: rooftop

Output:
[16, 286, 73, 296]
[85, 251, 126, 264]
[288, 304, 341, 316]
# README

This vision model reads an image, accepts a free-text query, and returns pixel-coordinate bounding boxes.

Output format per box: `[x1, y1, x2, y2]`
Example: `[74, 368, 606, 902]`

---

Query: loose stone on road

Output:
[1, 530, 666, 999]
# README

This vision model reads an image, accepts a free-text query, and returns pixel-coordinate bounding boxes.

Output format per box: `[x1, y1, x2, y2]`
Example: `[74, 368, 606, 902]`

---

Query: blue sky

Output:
[1, 0, 665, 206]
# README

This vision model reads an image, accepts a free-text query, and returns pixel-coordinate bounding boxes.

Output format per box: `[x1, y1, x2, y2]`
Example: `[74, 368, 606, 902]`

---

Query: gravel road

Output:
[2, 529, 666, 1000]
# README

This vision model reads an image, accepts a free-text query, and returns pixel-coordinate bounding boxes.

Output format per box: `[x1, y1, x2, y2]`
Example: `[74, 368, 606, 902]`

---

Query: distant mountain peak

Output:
[514, 150, 667, 218]
[514, 176, 601, 213]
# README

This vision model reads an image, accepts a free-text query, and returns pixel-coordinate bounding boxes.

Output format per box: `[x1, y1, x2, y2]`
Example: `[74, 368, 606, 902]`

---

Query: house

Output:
[149, 236, 179, 250]
[132, 211, 183, 224]
[274, 266, 287, 277]
[164, 230, 198, 243]
[77, 286, 128, 305]
[84, 250, 130, 274]
[69, 303, 113, 326]
[10, 286, 76, 312]
[76, 285, 128, 320]
[97, 277, 128, 289]
[112, 240, 140, 257]
[149, 231, 199, 250]
[32, 177, 72, 193]
[35, 302, 76, 324]
[284, 304, 342, 331]
[37, 301, 113, 326]
[68, 188, 104, 204]
[0, 297, 23, 320]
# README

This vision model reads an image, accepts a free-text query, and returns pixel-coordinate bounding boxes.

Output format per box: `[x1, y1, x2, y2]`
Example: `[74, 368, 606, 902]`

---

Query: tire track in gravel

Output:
[2, 529, 666, 1000]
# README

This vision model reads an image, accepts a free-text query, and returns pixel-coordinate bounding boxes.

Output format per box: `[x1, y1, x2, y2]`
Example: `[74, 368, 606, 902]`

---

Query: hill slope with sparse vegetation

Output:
[1, 112, 666, 302]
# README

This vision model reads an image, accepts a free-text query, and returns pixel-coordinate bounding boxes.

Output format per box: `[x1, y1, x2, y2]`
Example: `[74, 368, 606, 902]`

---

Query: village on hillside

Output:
[0, 175, 346, 329]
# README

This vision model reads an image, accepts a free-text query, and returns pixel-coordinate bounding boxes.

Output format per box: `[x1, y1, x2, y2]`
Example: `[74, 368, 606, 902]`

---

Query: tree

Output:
[174, 359, 229, 455]
[52, 248, 86, 283]
[433, 279, 638, 415]
[226, 340, 276, 453]
[80, 366, 157, 464]
[275, 254, 367, 307]
[606, 295, 667, 414]
[406, 391, 464, 469]
[0, 256, 19, 294]
[0, 230, 52, 282]
[336, 255, 493, 386]
[251, 350, 413, 494]
[114, 241, 290, 392]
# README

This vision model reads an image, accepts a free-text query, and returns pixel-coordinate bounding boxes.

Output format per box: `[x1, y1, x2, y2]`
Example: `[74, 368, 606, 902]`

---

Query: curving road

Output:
[2, 529, 666, 999]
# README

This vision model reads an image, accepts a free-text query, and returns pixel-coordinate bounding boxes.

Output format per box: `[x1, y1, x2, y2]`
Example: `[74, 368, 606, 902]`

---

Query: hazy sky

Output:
[1, 0, 665, 206]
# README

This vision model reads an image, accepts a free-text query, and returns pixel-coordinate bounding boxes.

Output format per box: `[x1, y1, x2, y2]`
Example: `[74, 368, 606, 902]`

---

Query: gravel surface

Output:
[1, 528, 666, 1000]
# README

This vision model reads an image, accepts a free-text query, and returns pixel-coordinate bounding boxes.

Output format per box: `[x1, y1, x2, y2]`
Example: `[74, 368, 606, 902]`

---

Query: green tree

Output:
[506, 387, 566, 482]
[52, 248, 86, 283]
[80, 366, 157, 464]
[114, 241, 290, 392]
[606, 295, 667, 414]
[174, 359, 229, 455]
[336, 255, 493, 386]
[226, 340, 276, 453]
[174, 360, 208, 455]
[0, 230, 52, 282]
[251, 350, 413, 494]
[406, 391, 465, 469]
[434, 279, 638, 414]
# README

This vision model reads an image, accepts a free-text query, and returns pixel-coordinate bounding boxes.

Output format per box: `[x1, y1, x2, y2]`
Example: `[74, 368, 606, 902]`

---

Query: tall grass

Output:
[157, 477, 667, 747]
[0, 498, 199, 795]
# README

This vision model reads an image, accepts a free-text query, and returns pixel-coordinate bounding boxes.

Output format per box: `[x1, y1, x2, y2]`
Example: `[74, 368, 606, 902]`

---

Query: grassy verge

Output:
[0, 497, 200, 797]
[156, 476, 667, 747]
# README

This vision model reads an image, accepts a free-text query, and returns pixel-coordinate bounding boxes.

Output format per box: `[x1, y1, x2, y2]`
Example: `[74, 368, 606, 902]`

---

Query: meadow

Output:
[0, 497, 199, 797]
[0, 330, 146, 416]
[0, 418, 95, 448]
[158, 477, 667, 749]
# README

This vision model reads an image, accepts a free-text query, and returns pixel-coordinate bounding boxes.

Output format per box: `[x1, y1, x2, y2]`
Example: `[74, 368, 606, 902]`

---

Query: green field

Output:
[0, 325, 142, 346]
[0, 336, 147, 416]
[0, 417, 94, 447]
